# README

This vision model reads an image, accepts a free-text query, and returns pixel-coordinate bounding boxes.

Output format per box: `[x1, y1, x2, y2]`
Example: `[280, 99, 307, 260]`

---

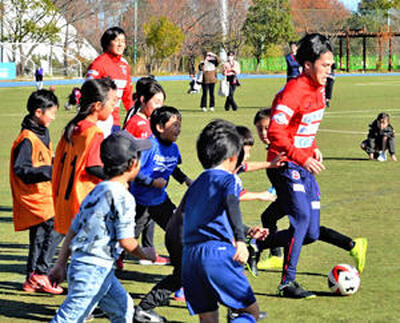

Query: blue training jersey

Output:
[183, 168, 243, 245]
[130, 135, 181, 206]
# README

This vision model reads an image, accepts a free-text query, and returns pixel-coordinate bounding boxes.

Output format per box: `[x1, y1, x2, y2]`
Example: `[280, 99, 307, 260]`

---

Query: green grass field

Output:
[1, 75, 400, 322]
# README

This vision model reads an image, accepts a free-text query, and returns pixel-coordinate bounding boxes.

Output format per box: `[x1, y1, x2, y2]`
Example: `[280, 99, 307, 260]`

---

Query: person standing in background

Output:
[86, 27, 134, 137]
[223, 51, 241, 111]
[285, 42, 301, 82]
[35, 67, 44, 90]
[199, 51, 220, 112]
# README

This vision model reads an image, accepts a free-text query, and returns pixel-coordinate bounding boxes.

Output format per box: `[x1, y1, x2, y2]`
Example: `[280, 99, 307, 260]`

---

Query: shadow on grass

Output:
[323, 157, 369, 161]
[0, 298, 56, 320]
[0, 206, 12, 213]
[0, 242, 29, 249]
[117, 270, 166, 283]
[0, 263, 26, 275]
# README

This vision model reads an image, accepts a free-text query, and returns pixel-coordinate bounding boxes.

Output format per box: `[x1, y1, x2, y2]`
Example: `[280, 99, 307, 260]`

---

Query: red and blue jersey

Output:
[86, 52, 134, 127]
[267, 74, 326, 167]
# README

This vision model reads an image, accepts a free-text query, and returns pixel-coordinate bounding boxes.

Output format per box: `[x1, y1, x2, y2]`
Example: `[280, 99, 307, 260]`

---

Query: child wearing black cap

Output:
[49, 131, 156, 322]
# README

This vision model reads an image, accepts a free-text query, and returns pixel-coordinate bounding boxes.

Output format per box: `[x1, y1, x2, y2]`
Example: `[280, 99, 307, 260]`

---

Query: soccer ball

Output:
[328, 264, 360, 296]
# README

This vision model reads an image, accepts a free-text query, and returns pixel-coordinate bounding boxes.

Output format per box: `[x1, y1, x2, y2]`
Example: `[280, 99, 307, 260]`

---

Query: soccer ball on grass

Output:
[328, 264, 360, 296]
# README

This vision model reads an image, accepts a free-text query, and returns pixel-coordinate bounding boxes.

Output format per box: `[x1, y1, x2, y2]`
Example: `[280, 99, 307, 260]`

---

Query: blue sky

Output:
[339, 0, 361, 12]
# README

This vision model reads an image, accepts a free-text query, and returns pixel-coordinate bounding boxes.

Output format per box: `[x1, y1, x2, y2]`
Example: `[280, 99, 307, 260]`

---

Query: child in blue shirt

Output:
[182, 119, 267, 323]
[49, 131, 156, 322]
[129, 106, 191, 241]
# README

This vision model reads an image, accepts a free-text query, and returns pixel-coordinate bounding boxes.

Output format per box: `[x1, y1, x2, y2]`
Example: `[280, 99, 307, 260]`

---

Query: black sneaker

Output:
[247, 238, 259, 277]
[277, 281, 316, 299]
[134, 306, 166, 323]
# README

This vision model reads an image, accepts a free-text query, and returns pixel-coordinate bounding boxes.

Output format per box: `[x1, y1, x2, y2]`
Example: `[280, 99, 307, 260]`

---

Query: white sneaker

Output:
[210, 107, 214, 112]
[202, 107, 207, 112]
[377, 151, 387, 162]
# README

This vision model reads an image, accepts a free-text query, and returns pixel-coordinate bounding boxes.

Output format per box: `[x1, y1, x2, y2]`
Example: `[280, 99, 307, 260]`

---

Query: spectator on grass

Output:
[361, 112, 397, 162]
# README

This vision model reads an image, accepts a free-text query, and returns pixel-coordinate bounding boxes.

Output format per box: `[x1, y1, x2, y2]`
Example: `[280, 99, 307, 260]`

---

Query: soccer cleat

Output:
[23, 278, 40, 292]
[28, 273, 64, 294]
[201, 107, 207, 112]
[350, 238, 368, 273]
[377, 151, 387, 162]
[257, 255, 283, 270]
[210, 107, 215, 112]
[173, 287, 185, 302]
[139, 255, 170, 266]
[277, 281, 316, 299]
[134, 306, 166, 323]
[247, 238, 259, 277]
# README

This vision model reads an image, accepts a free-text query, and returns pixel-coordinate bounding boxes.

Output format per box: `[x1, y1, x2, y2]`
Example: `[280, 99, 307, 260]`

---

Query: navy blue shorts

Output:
[182, 240, 256, 315]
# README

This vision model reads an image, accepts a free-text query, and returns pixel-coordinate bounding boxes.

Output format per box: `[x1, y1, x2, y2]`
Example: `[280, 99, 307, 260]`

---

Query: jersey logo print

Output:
[38, 151, 45, 162]
[272, 112, 289, 125]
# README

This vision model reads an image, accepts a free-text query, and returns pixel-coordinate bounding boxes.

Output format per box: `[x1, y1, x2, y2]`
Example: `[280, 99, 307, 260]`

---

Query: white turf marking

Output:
[319, 129, 366, 135]
[325, 108, 399, 115]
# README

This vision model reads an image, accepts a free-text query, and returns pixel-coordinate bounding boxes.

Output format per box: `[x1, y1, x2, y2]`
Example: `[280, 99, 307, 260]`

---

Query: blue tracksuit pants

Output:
[267, 162, 320, 284]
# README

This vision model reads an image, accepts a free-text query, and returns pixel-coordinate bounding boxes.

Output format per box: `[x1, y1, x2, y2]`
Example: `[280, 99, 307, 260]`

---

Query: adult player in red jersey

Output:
[86, 27, 134, 137]
[266, 33, 335, 299]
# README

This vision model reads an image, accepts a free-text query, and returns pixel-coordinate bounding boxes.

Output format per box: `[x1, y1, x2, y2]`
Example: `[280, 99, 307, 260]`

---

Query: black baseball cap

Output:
[101, 130, 152, 166]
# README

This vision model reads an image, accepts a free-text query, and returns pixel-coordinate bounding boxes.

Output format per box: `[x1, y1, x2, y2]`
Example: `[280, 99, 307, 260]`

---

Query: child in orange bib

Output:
[10, 89, 63, 294]
[53, 78, 118, 235]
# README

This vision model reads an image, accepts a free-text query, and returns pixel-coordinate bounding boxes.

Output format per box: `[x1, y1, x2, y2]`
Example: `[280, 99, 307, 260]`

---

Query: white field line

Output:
[319, 129, 366, 135]
[325, 109, 399, 115]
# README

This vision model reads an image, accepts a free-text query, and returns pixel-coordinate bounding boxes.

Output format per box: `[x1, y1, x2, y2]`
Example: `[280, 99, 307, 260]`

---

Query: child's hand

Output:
[256, 191, 276, 202]
[248, 226, 269, 240]
[49, 263, 66, 285]
[268, 152, 286, 168]
[152, 178, 167, 188]
[141, 247, 157, 262]
[233, 241, 249, 264]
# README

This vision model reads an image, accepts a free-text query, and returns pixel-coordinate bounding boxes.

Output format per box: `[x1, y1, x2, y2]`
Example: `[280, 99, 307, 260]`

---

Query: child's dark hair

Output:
[296, 33, 333, 67]
[150, 106, 181, 139]
[103, 155, 139, 179]
[377, 112, 390, 122]
[197, 119, 242, 169]
[253, 108, 272, 125]
[100, 26, 126, 52]
[27, 89, 59, 115]
[132, 77, 166, 114]
[236, 125, 254, 146]
[66, 87, 81, 106]
[64, 77, 116, 142]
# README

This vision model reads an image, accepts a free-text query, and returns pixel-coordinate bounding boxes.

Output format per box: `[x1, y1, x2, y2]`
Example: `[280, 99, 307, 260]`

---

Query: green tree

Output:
[143, 16, 185, 73]
[4, 0, 60, 75]
[352, 0, 400, 31]
[242, 0, 294, 70]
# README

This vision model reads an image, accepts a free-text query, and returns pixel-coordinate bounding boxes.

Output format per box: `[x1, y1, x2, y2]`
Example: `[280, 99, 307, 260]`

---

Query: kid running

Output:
[10, 89, 63, 294]
[182, 119, 267, 323]
[50, 131, 156, 322]
[129, 106, 191, 238]
[52, 77, 118, 235]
